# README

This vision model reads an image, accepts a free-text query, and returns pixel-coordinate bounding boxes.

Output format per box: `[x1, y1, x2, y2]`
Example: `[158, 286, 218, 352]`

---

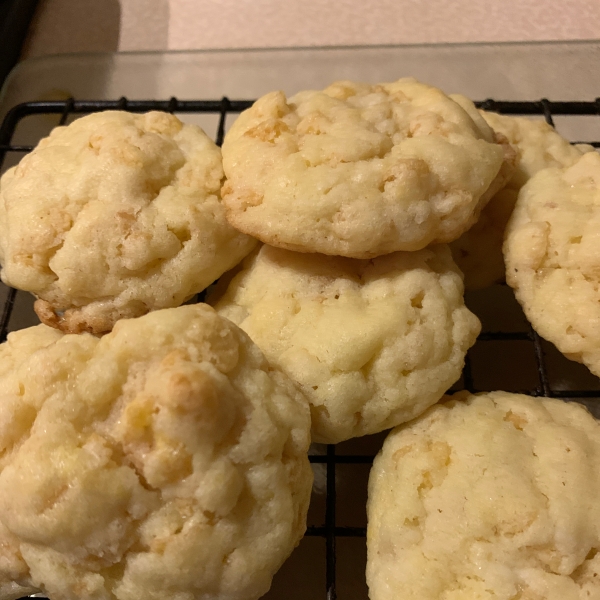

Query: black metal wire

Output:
[309, 455, 373, 464]
[474, 98, 600, 115]
[0, 288, 16, 343]
[59, 98, 74, 125]
[2, 96, 600, 600]
[307, 526, 366, 537]
[527, 100, 560, 397]
[325, 444, 337, 600]
[540, 98, 555, 128]
[462, 353, 474, 392]
[167, 97, 178, 114]
[216, 97, 230, 147]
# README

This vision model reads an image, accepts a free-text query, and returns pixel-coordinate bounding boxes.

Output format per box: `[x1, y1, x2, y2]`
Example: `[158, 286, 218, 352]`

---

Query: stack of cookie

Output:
[0, 76, 598, 600]
[210, 78, 513, 444]
[213, 83, 600, 599]
[451, 106, 596, 291]
[0, 111, 313, 600]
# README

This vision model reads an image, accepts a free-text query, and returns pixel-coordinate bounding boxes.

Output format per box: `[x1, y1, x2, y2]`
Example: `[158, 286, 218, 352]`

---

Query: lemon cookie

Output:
[209, 244, 480, 443]
[505, 151, 600, 377]
[450, 107, 593, 289]
[0, 304, 312, 600]
[367, 391, 600, 600]
[0, 111, 257, 334]
[221, 78, 512, 258]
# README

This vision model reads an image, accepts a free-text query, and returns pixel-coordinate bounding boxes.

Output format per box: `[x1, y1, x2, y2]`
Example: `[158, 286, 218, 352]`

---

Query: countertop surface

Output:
[21, 0, 600, 58]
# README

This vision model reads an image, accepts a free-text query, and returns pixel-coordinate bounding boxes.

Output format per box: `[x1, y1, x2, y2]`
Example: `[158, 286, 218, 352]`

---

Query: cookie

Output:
[221, 78, 512, 258]
[451, 186, 518, 290]
[0, 304, 312, 600]
[504, 151, 600, 377]
[0, 111, 257, 334]
[367, 391, 600, 600]
[450, 105, 593, 289]
[208, 244, 480, 443]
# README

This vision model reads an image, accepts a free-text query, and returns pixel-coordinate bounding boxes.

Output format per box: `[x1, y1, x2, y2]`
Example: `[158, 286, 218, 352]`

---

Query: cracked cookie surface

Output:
[221, 78, 510, 258]
[0, 111, 256, 334]
[0, 304, 312, 600]
[504, 151, 600, 377]
[367, 391, 600, 600]
[208, 244, 480, 443]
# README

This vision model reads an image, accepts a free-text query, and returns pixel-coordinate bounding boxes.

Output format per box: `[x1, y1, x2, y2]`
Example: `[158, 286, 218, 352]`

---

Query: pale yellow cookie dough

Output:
[505, 151, 600, 378]
[0, 304, 312, 600]
[208, 244, 480, 443]
[367, 391, 600, 600]
[450, 106, 594, 290]
[0, 111, 257, 335]
[221, 78, 512, 258]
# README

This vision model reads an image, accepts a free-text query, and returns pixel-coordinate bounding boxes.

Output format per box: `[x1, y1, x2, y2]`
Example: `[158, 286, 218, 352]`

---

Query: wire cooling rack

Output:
[1, 97, 600, 600]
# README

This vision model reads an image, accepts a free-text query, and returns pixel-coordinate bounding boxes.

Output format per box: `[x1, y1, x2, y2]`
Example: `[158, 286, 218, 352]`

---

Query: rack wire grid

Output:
[1, 96, 600, 600]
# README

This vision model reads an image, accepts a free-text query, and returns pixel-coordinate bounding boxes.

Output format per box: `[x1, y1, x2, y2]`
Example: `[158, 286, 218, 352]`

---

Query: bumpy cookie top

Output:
[0, 304, 312, 600]
[367, 391, 600, 600]
[451, 109, 593, 289]
[504, 151, 600, 377]
[209, 244, 480, 443]
[221, 78, 509, 258]
[0, 111, 256, 334]
[482, 111, 593, 189]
